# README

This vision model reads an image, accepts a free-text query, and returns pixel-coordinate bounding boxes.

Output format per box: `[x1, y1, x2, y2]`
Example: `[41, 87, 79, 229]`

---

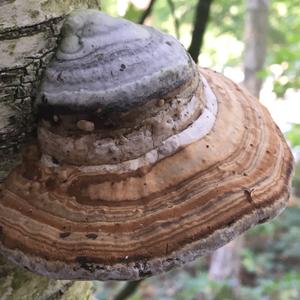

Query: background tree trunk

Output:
[188, 0, 214, 63]
[208, 0, 269, 293]
[0, 1, 100, 298]
[243, 0, 269, 97]
[208, 239, 243, 288]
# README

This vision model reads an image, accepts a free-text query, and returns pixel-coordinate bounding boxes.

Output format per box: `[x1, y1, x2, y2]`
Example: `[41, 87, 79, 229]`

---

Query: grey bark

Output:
[0, 1, 100, 299]
[243, 0, 269, 97]
[0, 0, 100, 182]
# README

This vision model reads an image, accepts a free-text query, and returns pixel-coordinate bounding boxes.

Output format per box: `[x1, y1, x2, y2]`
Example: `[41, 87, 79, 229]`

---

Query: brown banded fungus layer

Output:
[0, 10, 294, 280]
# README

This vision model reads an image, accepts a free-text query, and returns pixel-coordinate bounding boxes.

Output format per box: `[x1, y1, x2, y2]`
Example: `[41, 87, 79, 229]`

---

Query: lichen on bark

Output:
[0, 256, 93, 300]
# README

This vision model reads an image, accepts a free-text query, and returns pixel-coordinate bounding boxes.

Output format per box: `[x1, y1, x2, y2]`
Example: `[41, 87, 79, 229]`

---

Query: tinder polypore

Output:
[0, 9, 293, 281]
[37, 9, 198, 113]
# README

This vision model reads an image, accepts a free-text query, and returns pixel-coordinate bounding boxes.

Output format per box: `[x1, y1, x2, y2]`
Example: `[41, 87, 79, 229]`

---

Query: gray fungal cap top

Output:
[37, 9, 197, 113]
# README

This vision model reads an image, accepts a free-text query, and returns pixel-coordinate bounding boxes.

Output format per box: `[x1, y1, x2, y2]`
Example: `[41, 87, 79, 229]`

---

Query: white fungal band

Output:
[66, 73, 218, 175]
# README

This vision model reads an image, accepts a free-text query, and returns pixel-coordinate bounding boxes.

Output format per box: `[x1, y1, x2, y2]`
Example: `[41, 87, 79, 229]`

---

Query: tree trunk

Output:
[188, 0, 214, 63]
[208, 238, 243, 285]
[243, 0, 269, 97]
[208, 0, 269, 292]
[0, 1, 100, 298]
[0, 0, 100, 182]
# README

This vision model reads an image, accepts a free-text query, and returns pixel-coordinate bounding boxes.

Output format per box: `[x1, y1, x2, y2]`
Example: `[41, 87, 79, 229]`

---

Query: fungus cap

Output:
[0, 10, 294, 280]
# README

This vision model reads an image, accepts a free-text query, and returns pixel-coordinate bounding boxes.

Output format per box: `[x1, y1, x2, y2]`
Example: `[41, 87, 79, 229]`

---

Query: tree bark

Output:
[243, 0, 269, 97]
[0, 0, 100, 182]
[208, 238, 243, 284]
[0, 1, 100, 298]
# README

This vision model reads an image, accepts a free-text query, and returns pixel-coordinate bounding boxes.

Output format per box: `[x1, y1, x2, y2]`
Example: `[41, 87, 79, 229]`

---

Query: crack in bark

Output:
[0, 16, 64, 40]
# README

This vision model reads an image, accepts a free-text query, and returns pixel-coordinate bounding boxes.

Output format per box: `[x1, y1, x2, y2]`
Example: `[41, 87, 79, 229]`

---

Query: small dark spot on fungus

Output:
[59, 232, 71, 238]
[244, 188, 255, 204]
[9, 115, 16, 123]
[76, 256, 95, 272]
[166, 41, 172, 46]
[52, 157, 59, 164]
[0, 226, 3, 241]
[57, 72, 64, 83]
[86, 233, 98, 240]
[96, 53, 103, 60]
[206, 144, 210, 148]
[226, 219, 235, 227]
[258, 217, 270, 224]
[139, 269, 152, 277]
[41, 95, 47, 104]
[120, 64, 126, 71]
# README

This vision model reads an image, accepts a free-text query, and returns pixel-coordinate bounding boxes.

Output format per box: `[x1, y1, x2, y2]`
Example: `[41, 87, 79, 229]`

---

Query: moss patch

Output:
[0, 257, 73, 300]
[62, 281, 94, 300]
[29, 10, 40, 19]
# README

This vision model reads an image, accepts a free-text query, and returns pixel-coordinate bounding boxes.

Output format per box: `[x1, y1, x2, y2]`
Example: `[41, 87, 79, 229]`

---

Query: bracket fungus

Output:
[0, 10, 294, 280]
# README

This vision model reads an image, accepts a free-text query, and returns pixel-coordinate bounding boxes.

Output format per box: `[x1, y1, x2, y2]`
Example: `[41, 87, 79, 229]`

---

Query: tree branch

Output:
[114, 280, 144, 300]
[188, 0, 214, 63]
[167, 0, 180, 39]
[138, 0, 157, 24]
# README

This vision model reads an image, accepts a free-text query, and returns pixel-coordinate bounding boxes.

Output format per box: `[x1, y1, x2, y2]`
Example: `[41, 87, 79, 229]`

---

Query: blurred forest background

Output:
[93, 0, 300, 299]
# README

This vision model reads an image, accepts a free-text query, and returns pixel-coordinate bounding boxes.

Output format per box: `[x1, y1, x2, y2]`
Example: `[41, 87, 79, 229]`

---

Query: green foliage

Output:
[124, 4, 143, 23]
[286, 124, 300, 147]
[267, 1, 300, 98]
